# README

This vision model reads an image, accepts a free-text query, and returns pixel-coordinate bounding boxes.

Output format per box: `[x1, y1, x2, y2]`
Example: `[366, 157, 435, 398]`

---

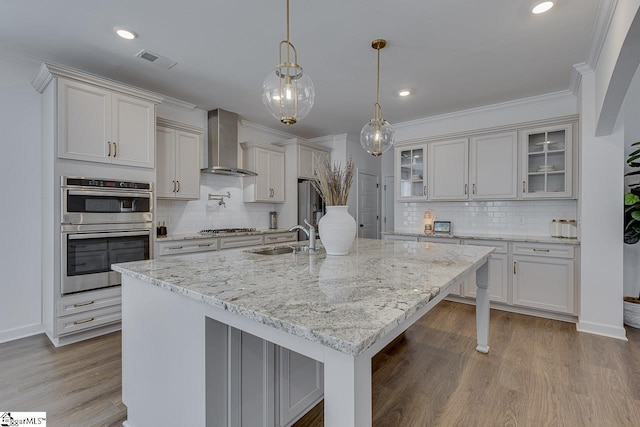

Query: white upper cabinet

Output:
[520, 123, 573, 198]
[241, 142, 286, 203]
[57, 77, 156, 168]
[469, 132, 518, 199]
[156, 119, 203, 200]
[298, 144, 330, 179]
[428, 138, 469, 200]
[396, 144, 428, 200]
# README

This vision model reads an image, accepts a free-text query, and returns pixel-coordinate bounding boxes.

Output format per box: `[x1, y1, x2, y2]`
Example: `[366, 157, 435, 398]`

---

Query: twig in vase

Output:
[312, 157, 354, 206]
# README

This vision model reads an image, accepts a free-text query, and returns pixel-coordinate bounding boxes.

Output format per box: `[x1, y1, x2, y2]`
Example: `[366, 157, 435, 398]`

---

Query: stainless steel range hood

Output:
[201, 109, 258, 177]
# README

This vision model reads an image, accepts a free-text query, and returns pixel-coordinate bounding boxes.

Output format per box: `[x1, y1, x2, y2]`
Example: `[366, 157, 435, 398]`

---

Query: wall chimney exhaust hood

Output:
[201, 109, 258, 177]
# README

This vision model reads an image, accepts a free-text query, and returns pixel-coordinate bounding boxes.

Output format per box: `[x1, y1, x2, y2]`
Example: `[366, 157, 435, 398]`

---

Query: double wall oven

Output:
[61, 177, 153, 295]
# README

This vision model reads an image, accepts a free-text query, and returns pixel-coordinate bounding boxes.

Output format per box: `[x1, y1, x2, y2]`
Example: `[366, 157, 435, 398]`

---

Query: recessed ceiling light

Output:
[398, 90, 411, 97]
[114, 27, 137, 40]
[531, 1, 554, 14]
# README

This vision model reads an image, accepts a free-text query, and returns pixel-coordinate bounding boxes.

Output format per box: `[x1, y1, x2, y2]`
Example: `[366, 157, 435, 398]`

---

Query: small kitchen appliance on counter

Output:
[432, 220, 452, 236]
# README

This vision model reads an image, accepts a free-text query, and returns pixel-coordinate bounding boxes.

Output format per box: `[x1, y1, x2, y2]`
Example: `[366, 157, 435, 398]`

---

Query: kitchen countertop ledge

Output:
[113, 238, 493, 356]
[157, 228, 294, 241]
[383, 231, 580, 245]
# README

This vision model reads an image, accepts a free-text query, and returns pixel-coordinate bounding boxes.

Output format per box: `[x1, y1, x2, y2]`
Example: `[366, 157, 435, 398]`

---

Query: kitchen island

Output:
[113, 238, 493, 427]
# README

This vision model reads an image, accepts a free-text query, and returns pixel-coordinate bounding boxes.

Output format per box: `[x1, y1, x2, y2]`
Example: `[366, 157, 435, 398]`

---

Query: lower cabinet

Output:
[229, 330, 323, 427]
[384, 234, 578, 319]
[512, 254, 574, 314]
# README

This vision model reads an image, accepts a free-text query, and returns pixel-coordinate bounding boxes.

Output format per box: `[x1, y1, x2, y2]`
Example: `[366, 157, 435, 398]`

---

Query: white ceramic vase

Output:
[318, 206, 356, 256]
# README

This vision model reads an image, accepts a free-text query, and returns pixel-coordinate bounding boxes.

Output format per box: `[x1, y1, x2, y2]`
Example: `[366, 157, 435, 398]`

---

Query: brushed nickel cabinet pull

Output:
[176, 180, 180, 193]
[74, 317, 94, 325]
[113, 142, 117, 157]
[172, 180, 176, 193]
[522, 181, 526, 193]
[168, 246, 183, 250]
[465, 184, 468, 195]
[73, 300, 94, 308]
[107, 141, 112, 157]
[198, 243, 211, 247]
[533, 248, 550, 252]
[513, 261, 517, 274]
[473, 183, 476, 194]
[423, 185, 427, 196]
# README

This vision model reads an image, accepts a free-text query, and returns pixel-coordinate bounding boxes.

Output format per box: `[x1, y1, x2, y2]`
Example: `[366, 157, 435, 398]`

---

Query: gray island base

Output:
[113, 238, 494, 427]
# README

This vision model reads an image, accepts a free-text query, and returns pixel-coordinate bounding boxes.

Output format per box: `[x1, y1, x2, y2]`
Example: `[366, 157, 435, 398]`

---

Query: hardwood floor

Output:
[1, 302, 639, 427]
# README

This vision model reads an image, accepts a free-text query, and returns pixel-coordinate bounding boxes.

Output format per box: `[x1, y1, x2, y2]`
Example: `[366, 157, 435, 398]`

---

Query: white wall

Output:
[0, 84, 43, 342]
[623, 63, 640, 298]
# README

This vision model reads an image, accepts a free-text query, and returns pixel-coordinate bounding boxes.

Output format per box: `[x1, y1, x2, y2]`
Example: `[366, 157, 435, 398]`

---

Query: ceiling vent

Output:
[135, 49, 177, 69]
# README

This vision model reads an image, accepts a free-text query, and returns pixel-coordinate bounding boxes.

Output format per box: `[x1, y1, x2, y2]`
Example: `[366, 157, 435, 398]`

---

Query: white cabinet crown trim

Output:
[394, 114, 579, 147]
[274, 137, 332, 153]
[157, 117, 204, 135]
[32, 62, 164, 104]
[240, 141, 287, 153]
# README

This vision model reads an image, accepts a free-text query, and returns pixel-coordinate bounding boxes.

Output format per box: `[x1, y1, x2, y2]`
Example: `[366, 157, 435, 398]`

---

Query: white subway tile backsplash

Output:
[155, 174, 276, 234]
[396, 199, 577, 237]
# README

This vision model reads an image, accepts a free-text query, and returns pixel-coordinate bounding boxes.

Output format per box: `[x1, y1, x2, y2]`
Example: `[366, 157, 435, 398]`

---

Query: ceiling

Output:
[0, 0, 599, 139]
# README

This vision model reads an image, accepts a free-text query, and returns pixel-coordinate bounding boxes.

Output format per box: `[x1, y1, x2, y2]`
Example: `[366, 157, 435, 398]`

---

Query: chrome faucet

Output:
[289, 219, 316, 251]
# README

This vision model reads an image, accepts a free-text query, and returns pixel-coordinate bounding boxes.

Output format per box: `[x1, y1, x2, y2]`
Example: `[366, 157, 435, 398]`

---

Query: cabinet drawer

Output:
[512, 242, 574, 258]
[219, 235, 265, 249]
[264, 232, 297, 244]
[57, 287, 121, 317]
[56, 305, 121, 336]
[463, 239, 508, 254]
[382, 234, 418, 241]
[157, 238, 219, 256]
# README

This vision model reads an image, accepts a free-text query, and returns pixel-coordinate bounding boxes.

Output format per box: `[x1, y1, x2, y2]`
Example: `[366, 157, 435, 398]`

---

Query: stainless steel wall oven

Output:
[61, 177, 153, 295]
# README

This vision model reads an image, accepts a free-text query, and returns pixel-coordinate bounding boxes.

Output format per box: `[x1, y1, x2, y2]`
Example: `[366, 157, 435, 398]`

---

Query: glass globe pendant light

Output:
[262, 0, 315, 125]
[360, 39, 394, 157]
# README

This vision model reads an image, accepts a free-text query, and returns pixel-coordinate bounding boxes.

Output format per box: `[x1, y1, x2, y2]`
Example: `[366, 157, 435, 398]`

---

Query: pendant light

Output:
[360, 39, 395, 157]
[262, 0, 315, 125]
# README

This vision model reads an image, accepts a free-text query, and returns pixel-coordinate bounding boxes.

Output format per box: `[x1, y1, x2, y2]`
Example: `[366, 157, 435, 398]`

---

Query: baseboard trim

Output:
[0, 323, 44, 344]
[576, 320, 628, 341]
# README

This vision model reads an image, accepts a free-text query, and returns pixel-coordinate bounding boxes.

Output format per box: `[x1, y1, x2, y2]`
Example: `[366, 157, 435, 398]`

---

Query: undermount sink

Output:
[250, 247, 295, 255]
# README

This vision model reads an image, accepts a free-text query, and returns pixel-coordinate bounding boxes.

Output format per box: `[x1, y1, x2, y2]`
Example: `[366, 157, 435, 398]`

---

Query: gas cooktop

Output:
[199, 228, 256, 235]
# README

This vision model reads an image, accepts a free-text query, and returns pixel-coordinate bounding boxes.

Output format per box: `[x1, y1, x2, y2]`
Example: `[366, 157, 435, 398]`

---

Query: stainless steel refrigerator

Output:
[298, 180, 324, 241]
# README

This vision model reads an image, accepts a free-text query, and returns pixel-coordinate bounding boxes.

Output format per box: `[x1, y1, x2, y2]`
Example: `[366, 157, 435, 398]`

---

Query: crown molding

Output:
[570, 62, 595, 95]
[156, 117, 204, 134]
[586, 0, 618, 70]
[161, 96, 198, 111]
[393, 90, 575, 131]
[239, 119, 298, 141]
[239, 141, 286, 153]
[31, 62, 164, 103]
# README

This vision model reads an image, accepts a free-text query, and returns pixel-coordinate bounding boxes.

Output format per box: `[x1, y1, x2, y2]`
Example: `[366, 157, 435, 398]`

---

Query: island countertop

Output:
[113, 238, 493, 356]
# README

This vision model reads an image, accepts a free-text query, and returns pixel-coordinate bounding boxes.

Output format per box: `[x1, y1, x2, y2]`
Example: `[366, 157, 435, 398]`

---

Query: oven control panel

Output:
[64, 177, 151, 190]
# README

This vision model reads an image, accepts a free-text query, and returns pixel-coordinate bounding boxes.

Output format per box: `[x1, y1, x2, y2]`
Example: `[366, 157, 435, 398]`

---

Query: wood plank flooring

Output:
[1, 302, 639, 426]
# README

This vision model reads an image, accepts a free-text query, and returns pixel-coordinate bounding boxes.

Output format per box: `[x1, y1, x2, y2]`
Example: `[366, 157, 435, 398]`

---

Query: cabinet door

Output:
[512, 255, 574, 314]
[520, 124, 573, 198]
[298, 145, 314, 179]
[278, 348, 323, 427]
[253, 148, 272, 202]
[470, 132, 518, 199]
[428, 139, 469, 200]
[156, 127, 177, 199]
[111, 93, 155, 168]
[269, 151, 285, 203]
[464, 253, 509, 303]
[57, 78, 111, 163]
[397, 146, 427, 200]
[228, 329, 276, 427]
[175, 130, 200, 200]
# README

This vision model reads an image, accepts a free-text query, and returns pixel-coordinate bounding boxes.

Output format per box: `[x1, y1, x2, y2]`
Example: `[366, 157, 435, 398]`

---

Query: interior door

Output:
[357, 171, 379, 239]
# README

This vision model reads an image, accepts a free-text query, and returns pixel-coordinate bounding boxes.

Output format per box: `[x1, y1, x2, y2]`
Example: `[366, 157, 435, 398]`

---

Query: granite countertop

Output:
[113, 238, 493, 356]
[157, 229, 294, 242]
[383, 231, 580, 245]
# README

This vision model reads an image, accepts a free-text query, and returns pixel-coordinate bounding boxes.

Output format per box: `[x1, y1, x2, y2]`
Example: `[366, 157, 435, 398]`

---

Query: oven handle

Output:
[67, 189, 151, 199]
[68, 231, 151, 240]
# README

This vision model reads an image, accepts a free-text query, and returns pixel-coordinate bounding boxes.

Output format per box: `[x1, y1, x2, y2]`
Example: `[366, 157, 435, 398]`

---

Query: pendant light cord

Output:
[375, 45, 381, 121]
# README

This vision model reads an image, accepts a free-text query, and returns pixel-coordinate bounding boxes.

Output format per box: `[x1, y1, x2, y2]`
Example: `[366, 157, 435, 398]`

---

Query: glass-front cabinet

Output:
[520, 124, 573, 198]
[396, 145, 427, 200]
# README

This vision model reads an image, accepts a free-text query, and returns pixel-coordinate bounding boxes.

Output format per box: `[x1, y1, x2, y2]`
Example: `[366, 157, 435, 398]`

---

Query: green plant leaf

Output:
[625, 193, 640, 205]
[633, 211, 640, 221]
[628, 153, 640, 163]
[632, 141, 640, 147]
[630, 148, 640, 157]
[626, 218, 637, 230]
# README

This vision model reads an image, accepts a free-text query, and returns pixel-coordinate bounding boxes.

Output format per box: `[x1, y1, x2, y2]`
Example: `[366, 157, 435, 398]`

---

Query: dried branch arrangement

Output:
[312, 157, 355, 206]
